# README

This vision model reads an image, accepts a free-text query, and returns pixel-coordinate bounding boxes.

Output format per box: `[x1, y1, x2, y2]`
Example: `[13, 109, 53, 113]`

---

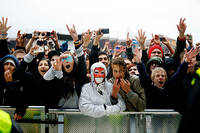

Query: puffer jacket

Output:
[79, 62, 126, 118]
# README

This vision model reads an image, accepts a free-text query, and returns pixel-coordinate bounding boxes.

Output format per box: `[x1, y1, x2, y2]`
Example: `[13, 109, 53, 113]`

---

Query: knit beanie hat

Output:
[148, 44, 163, 58]
[146, 56, 163, 67]
[3, 58, 16, 67]
[48, 50, 61, 60]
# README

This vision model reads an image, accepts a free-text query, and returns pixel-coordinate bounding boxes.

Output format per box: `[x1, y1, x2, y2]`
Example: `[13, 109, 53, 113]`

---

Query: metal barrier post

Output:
[130, 114, 136, 133]
[146, 115, 152, 133]
[39, 107, 46, 133]
[58, 114, 64, 133]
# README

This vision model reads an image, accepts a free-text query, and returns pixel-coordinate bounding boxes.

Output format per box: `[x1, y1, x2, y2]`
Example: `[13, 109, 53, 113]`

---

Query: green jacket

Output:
[108, 75, 146, 112]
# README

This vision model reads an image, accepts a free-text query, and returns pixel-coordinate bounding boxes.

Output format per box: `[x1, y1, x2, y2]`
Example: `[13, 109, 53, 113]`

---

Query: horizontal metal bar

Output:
[16, 119, 64, 124]
[0, 106, 180, 115]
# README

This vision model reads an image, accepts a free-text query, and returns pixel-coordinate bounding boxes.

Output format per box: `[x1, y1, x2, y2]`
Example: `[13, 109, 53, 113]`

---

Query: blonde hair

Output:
[151, 67, 167, 80]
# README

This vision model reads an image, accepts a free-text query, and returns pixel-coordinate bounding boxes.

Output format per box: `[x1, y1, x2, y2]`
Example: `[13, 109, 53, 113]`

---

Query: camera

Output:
[23, 33, 32, 39]
[98, 29, 109, 35]
[46, 32, 54, 37]
[100, 29, 109, 34]
[37, 40, 47, 46]
[160, 37, 163, 41]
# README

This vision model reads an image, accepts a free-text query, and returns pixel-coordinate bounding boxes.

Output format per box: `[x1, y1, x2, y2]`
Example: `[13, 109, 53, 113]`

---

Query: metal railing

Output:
[1, 106, 181, 133]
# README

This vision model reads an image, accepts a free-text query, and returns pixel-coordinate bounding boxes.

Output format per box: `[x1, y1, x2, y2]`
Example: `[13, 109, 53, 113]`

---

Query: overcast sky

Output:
[1, 0, 200, 43]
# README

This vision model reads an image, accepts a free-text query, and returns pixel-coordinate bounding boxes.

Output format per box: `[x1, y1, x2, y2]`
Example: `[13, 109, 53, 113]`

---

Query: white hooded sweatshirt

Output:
[79, 62, 126, 118]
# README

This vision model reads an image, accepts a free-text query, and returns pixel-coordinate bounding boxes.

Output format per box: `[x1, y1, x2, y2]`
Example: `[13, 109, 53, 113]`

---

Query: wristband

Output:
[74, 40, 81, 46]
[0, 34, 8, 36]
[0, 34, 7, 40]
[178, 36, 186, 41]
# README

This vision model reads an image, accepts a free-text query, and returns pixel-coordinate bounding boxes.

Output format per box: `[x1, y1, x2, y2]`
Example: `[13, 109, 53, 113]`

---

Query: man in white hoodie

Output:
[79, 62, 126, 118]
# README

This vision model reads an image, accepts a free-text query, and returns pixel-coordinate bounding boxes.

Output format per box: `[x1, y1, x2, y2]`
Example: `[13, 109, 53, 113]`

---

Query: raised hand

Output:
[0, 17, 11, 34]
[16, 30, 27, 47]
[162, 37, 170, 46]
[82, 29, 92, 48]
[53, 58, 62, 71]
[51, 30, 58, 42]
[93, 29, 103, 46]
[136, 29, 146, 50]
[29, 45, 40, 56]
[119, 78, 131, 94]
[126, 32, 132, 47]
[4, 70, 13, 82]
[134, 47, 142, 63]
[112, 79, 120, 98]
[152, 34, 160, 45]
[184, 48, 198, 63]
[66, 24, 78, 41]
[176, 18, 186, 39]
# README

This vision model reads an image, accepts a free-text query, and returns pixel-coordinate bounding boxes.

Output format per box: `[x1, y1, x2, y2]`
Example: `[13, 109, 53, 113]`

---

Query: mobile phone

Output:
[160, 37, 163, 41]
[100, 29, 109, 34]
[46, 32, 51, 37]
[37, 40, 47, 46]
[57, 34, 82, 41]
[25, 33, 32, 39]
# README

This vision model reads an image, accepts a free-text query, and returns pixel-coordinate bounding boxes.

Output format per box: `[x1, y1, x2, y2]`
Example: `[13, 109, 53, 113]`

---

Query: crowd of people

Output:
[1, 17, 200, 132]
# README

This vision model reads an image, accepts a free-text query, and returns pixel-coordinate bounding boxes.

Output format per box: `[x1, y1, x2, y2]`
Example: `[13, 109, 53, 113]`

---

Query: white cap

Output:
[3, 58, 16, 67]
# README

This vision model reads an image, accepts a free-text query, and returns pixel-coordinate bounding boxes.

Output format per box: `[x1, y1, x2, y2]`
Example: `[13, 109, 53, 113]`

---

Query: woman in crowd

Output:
[43, 25, 87, 109]
[13, 44, 64, 109]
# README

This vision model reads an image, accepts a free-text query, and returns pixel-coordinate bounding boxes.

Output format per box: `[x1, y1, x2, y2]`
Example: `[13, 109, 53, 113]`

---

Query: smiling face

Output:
[62, 53, 74, 73]
[151, 67, 167, 88]
[98, 54, 109, 68]
[38, 59, 49, 76]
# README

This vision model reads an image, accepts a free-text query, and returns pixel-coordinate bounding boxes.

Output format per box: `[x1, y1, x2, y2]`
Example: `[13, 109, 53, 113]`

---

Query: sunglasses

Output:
[61, 56, 73, 62]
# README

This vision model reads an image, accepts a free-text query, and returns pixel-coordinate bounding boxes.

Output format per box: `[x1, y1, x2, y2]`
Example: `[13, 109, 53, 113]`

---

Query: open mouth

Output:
[158, 81, 164, 85]
[66, 65, 70, 69]
[41, 70, 47, 73]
